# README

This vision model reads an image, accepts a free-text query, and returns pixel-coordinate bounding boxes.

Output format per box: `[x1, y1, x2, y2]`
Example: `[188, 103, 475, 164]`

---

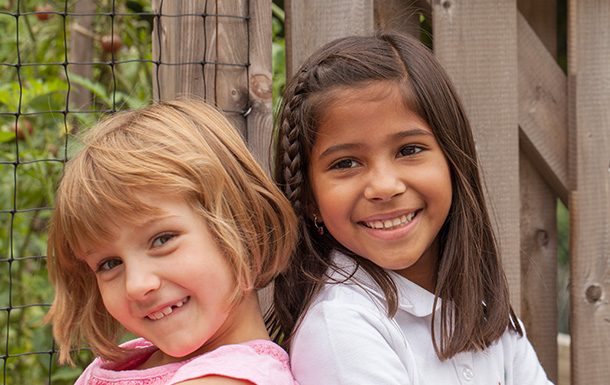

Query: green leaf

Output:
[67, 73, 112, 106]
[0, 131, 16, 142]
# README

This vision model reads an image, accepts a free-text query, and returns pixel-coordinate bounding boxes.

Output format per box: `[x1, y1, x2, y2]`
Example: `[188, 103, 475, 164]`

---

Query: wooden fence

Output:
[153, 1, 609, 384]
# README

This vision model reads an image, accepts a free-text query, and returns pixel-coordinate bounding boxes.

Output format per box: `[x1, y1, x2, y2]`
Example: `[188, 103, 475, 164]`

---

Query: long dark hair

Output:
[269, 30, 521, 360]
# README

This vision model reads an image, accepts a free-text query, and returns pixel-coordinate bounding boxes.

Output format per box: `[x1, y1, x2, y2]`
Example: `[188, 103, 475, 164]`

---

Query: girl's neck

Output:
[137, 292, 269, 369]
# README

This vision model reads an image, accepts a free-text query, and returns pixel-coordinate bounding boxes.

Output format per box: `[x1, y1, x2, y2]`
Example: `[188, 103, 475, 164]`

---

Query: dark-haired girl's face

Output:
[307, 82, 452, 291]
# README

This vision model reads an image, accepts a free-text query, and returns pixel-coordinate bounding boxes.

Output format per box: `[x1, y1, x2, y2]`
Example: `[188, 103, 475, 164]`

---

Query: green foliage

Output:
[0, 0, 152, 383]
[272, 3, 286, 115]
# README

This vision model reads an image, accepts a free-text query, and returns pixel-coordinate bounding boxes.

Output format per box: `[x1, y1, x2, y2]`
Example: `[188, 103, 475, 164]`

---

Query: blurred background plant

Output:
[0, 0, 153, 383]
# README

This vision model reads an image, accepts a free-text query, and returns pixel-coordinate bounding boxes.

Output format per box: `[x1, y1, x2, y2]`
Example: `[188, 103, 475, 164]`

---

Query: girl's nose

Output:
[125, 261, 161, 301]
[363, 165, 407, 202]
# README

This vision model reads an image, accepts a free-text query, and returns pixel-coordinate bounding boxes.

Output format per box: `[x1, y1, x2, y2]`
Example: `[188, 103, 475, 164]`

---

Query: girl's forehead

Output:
[326, 81, 398, 104]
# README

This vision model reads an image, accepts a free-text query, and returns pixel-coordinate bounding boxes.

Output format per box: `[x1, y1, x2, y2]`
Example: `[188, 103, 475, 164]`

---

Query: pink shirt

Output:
[75, 338, 298, 385]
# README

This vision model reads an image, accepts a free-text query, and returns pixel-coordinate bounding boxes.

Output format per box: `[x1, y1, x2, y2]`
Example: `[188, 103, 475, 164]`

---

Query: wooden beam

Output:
[432, 0, 522, 313]
[517, 12, 568, 204]
[246, 0, 274, 172]
[285, 0, 374, 76]
[151, 0, 214, 102]
[568, 0, 610, 383]
[215, 1, 249, 136]
[68, 0, 96, 112]
[516, 4, 560, 383]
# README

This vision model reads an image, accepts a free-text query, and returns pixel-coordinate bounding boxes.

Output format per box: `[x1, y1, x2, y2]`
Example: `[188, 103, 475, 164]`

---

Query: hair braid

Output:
[277, 70, 312, 216]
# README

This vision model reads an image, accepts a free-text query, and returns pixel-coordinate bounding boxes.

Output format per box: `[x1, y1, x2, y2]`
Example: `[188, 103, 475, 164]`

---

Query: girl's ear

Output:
[304, 199, 322, 222]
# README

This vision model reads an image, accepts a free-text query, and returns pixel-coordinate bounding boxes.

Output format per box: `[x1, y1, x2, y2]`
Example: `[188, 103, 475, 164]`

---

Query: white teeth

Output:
[364, 212, 416, 230]
[161, 306, 173, 316]
[147, 297, 189, 320]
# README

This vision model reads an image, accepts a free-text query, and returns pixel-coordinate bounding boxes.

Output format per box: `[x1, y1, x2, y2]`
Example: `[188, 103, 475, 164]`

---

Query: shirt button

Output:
[462, 367, 474, 381]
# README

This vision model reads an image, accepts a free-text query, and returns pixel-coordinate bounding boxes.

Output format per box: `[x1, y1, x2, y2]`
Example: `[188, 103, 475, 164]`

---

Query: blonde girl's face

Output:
[308, 82, 452, 292]
[80, 193, 246, 365]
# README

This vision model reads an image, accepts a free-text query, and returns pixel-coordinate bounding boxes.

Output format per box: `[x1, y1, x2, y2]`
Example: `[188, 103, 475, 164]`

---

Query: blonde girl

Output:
[270, 31, 552, 385]
[46, 99, 298, 384]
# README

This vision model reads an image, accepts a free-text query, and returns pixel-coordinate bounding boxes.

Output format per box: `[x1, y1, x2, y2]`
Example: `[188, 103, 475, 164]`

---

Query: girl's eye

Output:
[398, 145, 422, 157]
[98, 258, 122, 272]
[152, 233, 176, 247]
[331, 159, 359, 169]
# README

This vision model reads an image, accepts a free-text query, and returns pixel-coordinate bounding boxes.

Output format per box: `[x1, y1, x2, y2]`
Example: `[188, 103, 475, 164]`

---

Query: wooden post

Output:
[517, 3, 562, 382]
[432, 0, 522, 313]
[568, 1, 610, 384]
[245, 0, 274, 171]
[151, 1, 272, 170]
[151, 0, 214, 102]
[68, 0, 96, 111]
[285, 0, 374, 76]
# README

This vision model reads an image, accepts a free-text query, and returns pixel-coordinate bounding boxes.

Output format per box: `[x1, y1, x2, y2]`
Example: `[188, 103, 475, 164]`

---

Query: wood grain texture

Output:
[520, 152, 559, 383]
[285, 0, 374, 76]
[517, 3, 561, 383]
[568, 1, 610, 384]
[151, 0, 214, 102]
[432, 0, 522, 313]
[517, 12, 568, 205]
[68, 0, 96, 111]
[246, 0, 274, 173]
[216, 0, 249, 136]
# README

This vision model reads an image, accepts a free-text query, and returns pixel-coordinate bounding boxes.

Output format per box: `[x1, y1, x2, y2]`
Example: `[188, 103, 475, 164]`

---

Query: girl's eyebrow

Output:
[83, 213, 179, 256]
[318, 128, 433, 159]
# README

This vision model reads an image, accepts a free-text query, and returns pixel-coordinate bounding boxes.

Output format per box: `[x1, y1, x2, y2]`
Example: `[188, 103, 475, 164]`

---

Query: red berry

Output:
[100, 35, 122, 53]
[35, 4, 53, 21]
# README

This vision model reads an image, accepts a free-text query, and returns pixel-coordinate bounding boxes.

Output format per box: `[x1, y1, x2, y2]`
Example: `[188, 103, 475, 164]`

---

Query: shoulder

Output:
[487, 321, 553, 385]
[170, 340, 296, 385]
[290, 284, 411, 384]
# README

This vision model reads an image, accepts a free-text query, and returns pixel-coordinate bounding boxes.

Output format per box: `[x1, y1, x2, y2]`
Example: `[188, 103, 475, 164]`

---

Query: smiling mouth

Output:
[147, 297, 190, 320]
[362, 211, 418, 230]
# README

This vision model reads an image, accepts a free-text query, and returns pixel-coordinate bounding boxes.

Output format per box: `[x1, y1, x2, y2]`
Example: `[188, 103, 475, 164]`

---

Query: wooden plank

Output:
[151, 0, 273, 164]
[68, 0, 96, 112]
[247, 0, 274, 314]
[151, 0, 215, 102]
[520, 151, 559, 383]
[567, 1, 610, 384]
[432, 0, 522, 313]
[517, 12, 568, 205]
[216, 1, 249, 136]
[516, 4, 560, 383]
[374, 0, 430, 38]
[558, 333, 571, 385]
[245, 0, 274, 172]
[517, 0, 557, 57]
[285, 0, 374, 76]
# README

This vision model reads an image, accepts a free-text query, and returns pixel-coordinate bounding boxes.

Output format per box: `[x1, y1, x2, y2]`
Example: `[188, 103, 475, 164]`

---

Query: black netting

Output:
[0, 1, 251, 383]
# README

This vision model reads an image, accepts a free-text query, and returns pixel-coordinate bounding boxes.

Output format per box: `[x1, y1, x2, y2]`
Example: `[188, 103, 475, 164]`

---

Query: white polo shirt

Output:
[290, 251, 553, 385]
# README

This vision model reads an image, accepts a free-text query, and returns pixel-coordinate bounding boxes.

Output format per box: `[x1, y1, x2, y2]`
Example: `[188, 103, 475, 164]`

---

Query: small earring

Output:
[313, 213, 324, 235]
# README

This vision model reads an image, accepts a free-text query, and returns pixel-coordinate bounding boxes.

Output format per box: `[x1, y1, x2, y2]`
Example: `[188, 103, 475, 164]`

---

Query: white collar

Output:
[328, 250, 441, 318]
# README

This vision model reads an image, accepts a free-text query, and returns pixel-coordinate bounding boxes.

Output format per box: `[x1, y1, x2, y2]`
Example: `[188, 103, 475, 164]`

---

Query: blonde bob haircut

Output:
[46, 99, 297, 365]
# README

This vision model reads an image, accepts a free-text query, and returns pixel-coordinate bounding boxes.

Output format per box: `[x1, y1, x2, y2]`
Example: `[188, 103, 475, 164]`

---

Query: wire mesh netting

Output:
[0, 1, 251, 383]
